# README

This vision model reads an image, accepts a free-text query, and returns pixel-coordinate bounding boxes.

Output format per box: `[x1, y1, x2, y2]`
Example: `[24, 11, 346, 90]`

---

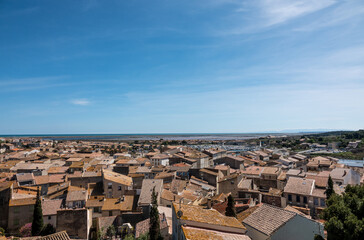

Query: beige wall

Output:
[103, 179, 131, 198]
[43, 214, 57, 228]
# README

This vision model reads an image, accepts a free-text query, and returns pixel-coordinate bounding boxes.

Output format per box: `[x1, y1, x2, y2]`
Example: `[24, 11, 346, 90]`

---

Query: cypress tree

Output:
[325, 175, 334, 200]
[225, 195, 237, 218]
[31, 187, 44, 236]
[149, 187, 161, 240]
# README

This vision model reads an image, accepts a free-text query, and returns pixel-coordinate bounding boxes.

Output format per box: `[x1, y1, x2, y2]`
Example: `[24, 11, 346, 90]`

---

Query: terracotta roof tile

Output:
[173, 203, 246, 230]
[243, 204, 295, 236]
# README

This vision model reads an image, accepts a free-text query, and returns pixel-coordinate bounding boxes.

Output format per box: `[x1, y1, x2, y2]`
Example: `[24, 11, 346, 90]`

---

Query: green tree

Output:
[0, 227, 5, 236]
[96, 227, 104, 240]
[31, 188, 44, 236]
[41, 224, 56, 236]
[225, 195, 237, 218]
[314, 234, 324, 240]
[322, 185, 364, 240]
[106, 225, 115, 239]
[149, 187, 162, 240]
[325, 175, 334, 200]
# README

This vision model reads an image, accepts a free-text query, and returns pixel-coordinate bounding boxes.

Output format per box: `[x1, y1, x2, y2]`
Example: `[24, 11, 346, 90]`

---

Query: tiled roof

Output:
[9, 197, 36, 207]
[102, 169, 132, 186]
[34, 175, 49, 185]
[138, 179, 163, 205]
[49, 174, 66, 184]
[170, 179, 188, 194]
[155, 171, 174, 179]
[39, 231, 70, 240]
[161, 189, 175, 201]
[237, 179, 252, 190]
[85, 195, 104, 207]
[306, 175, 328, 188]
[200, 168, 219, 176]
[66, 186, 87, 202]
[237, 204, 262, 222]
[48, 166, 69, 174]
[311, 188, 326, 198]
[42, 199, 63, 215]
[182, 226, 251, 240]
[330, 168, 351, 180]
[262, 167, 280, 175]
[173, 203, 246, 230]
[243, 204, 295, 236]
[16, 173, 35, 182]
[284, 206, 311, 219]
[0, 181, 13, 192]
[284, 177, 315, 196]
[101, 196, 134, 211]
[97, 216, 117, 234]
[241, 166, 263, 176]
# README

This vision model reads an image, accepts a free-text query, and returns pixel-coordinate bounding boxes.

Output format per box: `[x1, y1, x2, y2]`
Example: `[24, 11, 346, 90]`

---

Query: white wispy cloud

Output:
[259, 0, 336, 26]
[70, 99, 91, 106]
[294, 1, 364, 31]
[0, 76, 73, 92]
[209, 0, 338, 36]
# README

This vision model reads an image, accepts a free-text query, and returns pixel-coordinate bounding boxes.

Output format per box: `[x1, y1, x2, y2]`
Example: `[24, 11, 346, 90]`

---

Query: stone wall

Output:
[56, 208, 91, 239]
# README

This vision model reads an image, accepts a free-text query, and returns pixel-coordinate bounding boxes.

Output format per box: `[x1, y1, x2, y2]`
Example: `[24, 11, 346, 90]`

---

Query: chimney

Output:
[207, 198, 212, 209]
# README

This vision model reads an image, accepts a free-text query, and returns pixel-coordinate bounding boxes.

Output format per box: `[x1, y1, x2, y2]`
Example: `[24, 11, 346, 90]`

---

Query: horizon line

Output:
[0, 129, 354, 137]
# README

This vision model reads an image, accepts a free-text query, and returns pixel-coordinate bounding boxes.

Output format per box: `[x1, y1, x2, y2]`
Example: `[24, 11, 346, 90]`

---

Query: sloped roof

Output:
[66, 186, 87, 202]
[284, 177, 314, 195]
[102, 169, 132, 186]
[138, 179, 163, 205]
[243, 204, 296, 236]
[173, 203, 246, 230]
[237, 204, 262, 223]
[101, 196, 133, 211]
[42, 199, 63, 215]
[16, 173, 34, 182]
[182, 226, 251, 240]
[9, 197, 36, 207]
[238, 179, 252, 190]
[39, 231, 71, 240]
[284, 205, 311, 219]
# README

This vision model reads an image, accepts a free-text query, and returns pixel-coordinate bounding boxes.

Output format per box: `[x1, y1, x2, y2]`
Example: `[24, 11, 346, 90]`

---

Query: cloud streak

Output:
[260, 0, 336, 26]
[70, 99, 91, 106]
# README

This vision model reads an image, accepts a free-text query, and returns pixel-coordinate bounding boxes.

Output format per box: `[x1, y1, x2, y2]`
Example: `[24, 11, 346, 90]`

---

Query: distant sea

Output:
[0, 133, 301, 141]
[338, 159, 364, 168]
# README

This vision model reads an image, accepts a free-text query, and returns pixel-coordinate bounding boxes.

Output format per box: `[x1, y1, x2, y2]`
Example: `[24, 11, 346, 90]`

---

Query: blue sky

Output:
[1, 0, 364, 134]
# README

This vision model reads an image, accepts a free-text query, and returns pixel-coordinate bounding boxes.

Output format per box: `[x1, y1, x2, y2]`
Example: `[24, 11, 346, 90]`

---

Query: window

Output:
[320, 199, 325, 207]
[314, 198, 318, 206]
[109, 211, 113, 216]
[303, 196, 307, 204]
[48, 216, 52, 220]
[296, 195, 300, 203]
[108, 183, 112, 189]
[118, 185, 122, 191]
[288, 194, 292, 201]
